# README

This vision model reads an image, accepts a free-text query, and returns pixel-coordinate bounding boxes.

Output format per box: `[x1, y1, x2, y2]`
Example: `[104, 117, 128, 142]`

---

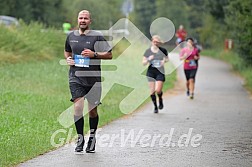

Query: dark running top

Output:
[65, 30, 111, 86]
[144, 47, 168, 73]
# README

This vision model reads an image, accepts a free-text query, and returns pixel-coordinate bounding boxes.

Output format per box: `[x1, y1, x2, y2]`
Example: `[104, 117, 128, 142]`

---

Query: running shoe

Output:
[75, 136, 84, 152]
[159, 99, 163, 110]
[186, 90, 190, 96]
[190, 93, 194, 99]
[86, 137, 96, 153]
[154, 107, 158, 113]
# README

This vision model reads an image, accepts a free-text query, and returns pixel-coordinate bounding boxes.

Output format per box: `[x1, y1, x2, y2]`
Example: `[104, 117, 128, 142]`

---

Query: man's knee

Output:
[89, 107, 98, 118]
[74, 98, 84, 115]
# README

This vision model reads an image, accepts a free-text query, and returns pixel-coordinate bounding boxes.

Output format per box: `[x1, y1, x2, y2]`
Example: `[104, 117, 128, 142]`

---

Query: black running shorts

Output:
[69, 82, 101, 105]
[146, 68, 165, 82]
[184, 69, 197, 81]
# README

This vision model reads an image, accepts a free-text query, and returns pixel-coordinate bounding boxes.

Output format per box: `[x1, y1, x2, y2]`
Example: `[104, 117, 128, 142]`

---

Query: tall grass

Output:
[0, 21, 65, 64]
[0, 26, 176, 166]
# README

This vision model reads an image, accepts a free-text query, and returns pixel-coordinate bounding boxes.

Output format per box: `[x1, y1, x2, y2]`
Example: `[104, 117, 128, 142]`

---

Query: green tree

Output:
[156, 0, 189, 28]
[155, 0, 190, 44]
[0, 0, 66, 27]
[184, 0, 234, 46]
[201, 0, 252, 64]
[132, 0, 157, 38]
[184, 0, 207, 40]
[225, 0, 252, 65]
[205, 0, 229, 23]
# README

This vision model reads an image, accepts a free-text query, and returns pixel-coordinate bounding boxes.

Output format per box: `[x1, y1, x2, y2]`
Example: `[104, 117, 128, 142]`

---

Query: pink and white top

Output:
[180, 47, 199, 70]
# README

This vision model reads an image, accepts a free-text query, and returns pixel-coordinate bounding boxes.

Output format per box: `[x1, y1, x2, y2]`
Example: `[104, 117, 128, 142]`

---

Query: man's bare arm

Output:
[64, 51, 74, 66]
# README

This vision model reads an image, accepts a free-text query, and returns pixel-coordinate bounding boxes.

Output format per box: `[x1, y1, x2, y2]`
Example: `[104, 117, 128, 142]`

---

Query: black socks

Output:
[89, 115, 99, 138]
[151, 92, 163, 110]
[74, 115, 84, 138]
[74, 115, 99, 140]
[150, 94, 158, 109]
[157, 91, 163, 101]
[157, 92, 163, 110]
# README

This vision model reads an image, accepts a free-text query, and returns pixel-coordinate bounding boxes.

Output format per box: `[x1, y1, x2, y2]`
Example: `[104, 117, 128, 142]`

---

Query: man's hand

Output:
[66, 57, 75, 66]
[81, 49, 95, 58]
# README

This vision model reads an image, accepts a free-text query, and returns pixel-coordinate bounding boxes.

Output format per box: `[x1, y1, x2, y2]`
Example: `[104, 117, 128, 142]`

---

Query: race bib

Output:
[74, 54, 90, 67]
[189, 60, 196, 67]
[152, 60, 162, 68]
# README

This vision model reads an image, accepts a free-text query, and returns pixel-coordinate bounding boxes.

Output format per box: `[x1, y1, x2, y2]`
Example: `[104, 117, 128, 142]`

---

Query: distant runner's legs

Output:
[186, 80, 190, 96]
[149, 81, 158, 113]
[156, 81, 164, 109]
[189, 78, 195, 99]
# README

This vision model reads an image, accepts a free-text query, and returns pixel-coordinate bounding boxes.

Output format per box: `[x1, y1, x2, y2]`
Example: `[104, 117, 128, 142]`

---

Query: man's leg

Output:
[85, 83, 101, 153]
[86, 103, 98, 153]
[73, 97, 85, 152]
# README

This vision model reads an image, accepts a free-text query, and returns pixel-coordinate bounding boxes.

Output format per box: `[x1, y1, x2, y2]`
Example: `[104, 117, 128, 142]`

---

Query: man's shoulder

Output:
[88, 30, 103, 37]
[67, 30, 78, 38]
[67, 30, 103, 37]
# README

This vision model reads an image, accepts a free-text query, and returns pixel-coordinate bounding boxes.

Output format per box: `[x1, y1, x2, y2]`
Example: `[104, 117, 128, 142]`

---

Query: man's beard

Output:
[79, 25, 88, 33]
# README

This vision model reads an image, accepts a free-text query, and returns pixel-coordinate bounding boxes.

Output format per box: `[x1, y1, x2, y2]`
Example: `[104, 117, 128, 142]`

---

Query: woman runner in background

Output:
[180, 37, 200, 99]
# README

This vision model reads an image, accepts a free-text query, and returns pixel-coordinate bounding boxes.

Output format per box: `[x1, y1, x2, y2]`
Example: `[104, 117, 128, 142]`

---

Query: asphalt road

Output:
[19, 56, 252, 167]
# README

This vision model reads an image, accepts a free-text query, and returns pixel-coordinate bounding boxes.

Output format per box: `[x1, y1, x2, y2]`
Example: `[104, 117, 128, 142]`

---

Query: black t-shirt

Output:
[144, 47, 168, 72]
[65, 30, 111, 86]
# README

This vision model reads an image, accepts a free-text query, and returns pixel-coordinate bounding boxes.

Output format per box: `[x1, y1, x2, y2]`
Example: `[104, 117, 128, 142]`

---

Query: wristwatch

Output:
[94, 52, 98, 58]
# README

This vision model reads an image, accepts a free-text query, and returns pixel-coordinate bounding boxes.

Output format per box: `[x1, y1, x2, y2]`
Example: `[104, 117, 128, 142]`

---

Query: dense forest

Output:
[0, 0, 251, 65]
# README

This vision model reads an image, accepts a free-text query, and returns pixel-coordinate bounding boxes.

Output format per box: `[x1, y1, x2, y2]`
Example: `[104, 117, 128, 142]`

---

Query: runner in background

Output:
[63, 21, 72, 34]
[142, 35, 169, 113]
[175, 25, 187, 47]
[179, 38, 200, 99]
